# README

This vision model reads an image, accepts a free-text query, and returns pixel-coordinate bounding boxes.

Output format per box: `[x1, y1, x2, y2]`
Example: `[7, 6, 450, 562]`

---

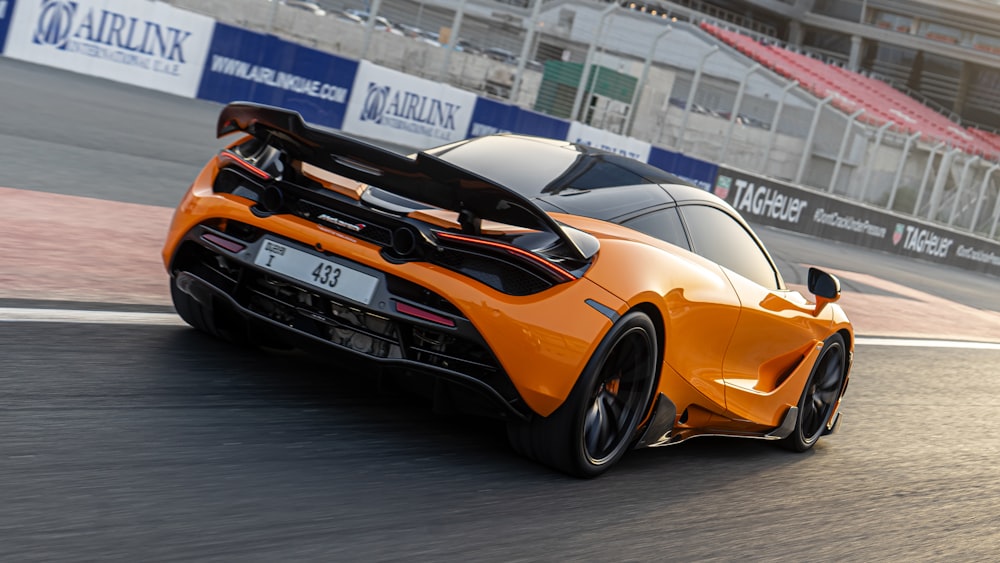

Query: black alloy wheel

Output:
[583, 324, 656, 465]
[782, 333, 846, 452]
[507, 310, 658, 478]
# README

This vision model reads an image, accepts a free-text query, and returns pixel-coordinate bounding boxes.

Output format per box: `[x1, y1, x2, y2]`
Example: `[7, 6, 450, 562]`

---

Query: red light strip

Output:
[394, 301, 456, 327]
[434, 231, 575, 283]
[219, 150, 272, 180]
[201, 232, 246, 253]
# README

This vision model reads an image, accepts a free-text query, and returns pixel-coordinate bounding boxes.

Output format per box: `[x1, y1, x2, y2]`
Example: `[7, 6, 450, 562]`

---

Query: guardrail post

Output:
[763, 80, 797, 174]
[676, 46, 719, 149]
[720, 63, 761, 163]
[361, 0, 386, 61]
[991, 187, 1000, 238]
[265, 0, 279, 35]
[887, 132, 921, 211]
[439, 0, 466, 80]
[970, 163, 1000, 233]
[949, 155, 979, 226]
[510, 0, 544, 104]
[795, 96, 834, 185]
[570, 4, 617, 122]
[625, 26, 674, 137]
[928, 147, 959, 221]
[858, 121, 893, 203]
[913, 142, 946, 216]
[829, 108, 866, 193]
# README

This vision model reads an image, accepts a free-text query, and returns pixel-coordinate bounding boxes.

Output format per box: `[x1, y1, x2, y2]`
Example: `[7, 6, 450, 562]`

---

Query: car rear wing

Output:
[217, 102, 595, 261]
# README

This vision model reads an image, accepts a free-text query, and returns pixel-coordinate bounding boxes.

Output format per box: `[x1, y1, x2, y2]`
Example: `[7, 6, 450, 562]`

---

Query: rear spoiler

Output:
[217, 102, 594, 260]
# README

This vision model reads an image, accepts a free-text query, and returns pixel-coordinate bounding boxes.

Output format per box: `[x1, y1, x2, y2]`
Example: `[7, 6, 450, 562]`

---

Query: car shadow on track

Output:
[160, 327, 816, 481]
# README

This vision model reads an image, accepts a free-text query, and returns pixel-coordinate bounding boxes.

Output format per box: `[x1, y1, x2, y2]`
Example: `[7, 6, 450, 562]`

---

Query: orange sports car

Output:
[163, 102, 853, 477]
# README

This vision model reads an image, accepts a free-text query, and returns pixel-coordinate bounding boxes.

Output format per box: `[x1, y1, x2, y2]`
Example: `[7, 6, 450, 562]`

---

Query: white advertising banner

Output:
[342, 60, 476, 148]
[567, 122, 652, 162]
[5, 0, 214, 98]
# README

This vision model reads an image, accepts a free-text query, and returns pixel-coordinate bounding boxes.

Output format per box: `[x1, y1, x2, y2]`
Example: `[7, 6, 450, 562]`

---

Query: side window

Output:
[679, 204, 779, 289]
[565, 158, 647, 190]
[622, 207, 691, 250]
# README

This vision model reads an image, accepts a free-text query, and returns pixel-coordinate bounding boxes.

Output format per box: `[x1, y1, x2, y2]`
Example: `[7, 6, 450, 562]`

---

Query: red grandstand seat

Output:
[700, 21, 1000, 156]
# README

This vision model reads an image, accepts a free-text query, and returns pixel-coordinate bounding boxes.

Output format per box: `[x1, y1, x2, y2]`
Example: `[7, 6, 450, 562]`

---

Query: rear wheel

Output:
[508, 311, 658, 478]
[170, 276, 248, 344]
[170, 276, 214, 334]
[781, 333, 846, 452]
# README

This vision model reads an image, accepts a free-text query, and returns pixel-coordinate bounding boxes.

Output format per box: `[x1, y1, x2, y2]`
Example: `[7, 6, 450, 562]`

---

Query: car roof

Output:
[424, 134, 714, 222]
[660, 183, 725, 205]
[426, 134, 686, 193]
[536, 184, 677, 221]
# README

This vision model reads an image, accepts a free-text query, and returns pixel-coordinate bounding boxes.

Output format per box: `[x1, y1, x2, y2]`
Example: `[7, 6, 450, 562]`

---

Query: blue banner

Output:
[468, 97, 569, 140]
[647, 147, 719, 192]
[197, 23, 357, 131]
[0, 0, 19, 54]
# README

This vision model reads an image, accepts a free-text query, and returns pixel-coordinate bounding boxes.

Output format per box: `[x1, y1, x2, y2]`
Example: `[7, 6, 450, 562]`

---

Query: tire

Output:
[170, 276, 214, 334]
[781, 333, 847, 452]
[507, 310, 659, 478]
[170, 276, 247, 344]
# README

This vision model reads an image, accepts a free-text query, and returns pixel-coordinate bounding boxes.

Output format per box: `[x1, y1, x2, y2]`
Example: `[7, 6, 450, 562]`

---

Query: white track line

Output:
[854, 336, 1000, 350]
[1, 308, 999, 349]
[0, 307, 186, 326]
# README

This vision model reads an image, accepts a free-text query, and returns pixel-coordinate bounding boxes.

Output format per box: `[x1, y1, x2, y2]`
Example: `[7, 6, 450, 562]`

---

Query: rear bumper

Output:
[163, 170, 625, 416]
[169, 223, 532, 420]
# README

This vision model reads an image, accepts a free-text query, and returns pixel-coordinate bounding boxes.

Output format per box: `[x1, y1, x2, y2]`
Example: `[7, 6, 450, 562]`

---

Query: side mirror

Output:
[807, 267, 841, 315]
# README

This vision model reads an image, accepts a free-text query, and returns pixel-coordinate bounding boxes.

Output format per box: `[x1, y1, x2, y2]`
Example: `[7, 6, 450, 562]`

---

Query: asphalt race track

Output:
[2, 57, 1000, 561]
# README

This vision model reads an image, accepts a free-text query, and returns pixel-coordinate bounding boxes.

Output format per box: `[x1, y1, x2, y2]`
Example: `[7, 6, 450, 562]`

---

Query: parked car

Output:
[282, 0, 326, 16]
[455, 39, 483, 54]
[484, 46, 517, 64]
[334, 10, 363, 24]
[342, 9, 404, 35]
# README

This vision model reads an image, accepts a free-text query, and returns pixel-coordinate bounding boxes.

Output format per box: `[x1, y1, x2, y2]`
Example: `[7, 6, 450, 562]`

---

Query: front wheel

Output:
[507, 310, 659, 478]
[781, 333, 847, 452]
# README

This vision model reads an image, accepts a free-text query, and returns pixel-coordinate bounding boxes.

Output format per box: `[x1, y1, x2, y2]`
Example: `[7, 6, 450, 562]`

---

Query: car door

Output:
[679, 203, 828, 427]
[619, 206, 740, 419]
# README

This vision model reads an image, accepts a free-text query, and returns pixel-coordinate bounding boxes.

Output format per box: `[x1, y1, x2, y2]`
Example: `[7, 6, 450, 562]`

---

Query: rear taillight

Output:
[394, 301, 456, 327]
[200, 232, 246, 253]
[219, 150, 272, 181]
[434, 231, 576, 284]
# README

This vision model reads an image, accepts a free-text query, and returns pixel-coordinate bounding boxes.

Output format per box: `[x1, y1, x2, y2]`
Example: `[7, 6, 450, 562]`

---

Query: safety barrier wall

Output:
[649, 148, 719, 192]
[3, 1, 994, 275]
[341, 60, 477, 147]
[2, 0, 719, 187]
[0, 0, 17, 54]
[197, 23, 357, 131]
[714, 166, 1000, 276]
[469, 97, 570, 142]
[4, 0, 214, 98]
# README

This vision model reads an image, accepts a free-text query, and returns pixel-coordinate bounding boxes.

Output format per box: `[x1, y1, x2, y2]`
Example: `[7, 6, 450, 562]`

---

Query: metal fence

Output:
[167, 0, 1000, 241]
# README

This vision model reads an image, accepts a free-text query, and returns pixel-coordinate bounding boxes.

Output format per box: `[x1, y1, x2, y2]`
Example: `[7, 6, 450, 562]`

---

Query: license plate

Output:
[254, 239, 378, 305]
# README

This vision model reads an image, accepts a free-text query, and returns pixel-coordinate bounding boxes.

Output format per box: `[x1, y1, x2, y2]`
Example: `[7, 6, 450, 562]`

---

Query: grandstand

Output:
[701, 22, 1000, 160]
[626, 0, 1000, 133]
